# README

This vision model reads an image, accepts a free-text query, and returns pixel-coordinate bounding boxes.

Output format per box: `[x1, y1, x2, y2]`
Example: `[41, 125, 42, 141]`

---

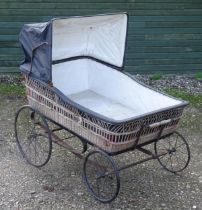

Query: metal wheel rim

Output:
[15, 105, 52, 167]
[154, 131, 190, 173]
[83, 150, 120, 203]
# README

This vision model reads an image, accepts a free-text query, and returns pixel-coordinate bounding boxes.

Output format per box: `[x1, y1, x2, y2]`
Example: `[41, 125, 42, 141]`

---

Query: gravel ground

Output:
[0, 75, 201, 210]
[135, 74, 202, 94]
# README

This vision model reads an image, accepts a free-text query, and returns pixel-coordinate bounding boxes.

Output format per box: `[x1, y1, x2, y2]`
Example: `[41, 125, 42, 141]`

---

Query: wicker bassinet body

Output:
[25, 75, 184, 153]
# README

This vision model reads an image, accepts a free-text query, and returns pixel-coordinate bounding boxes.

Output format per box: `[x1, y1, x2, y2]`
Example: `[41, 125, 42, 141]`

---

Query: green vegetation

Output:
[180, 110, 202, 132]
[150, 73, 162, 81]
[0, 83, 25, 97]
[164, 88, 202, 107]
[195, 71, 202, 80]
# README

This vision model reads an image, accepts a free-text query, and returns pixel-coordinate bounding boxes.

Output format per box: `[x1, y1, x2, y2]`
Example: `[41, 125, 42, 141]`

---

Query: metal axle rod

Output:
[117, 152, 167, 172]
[97, 152, 167, 179]
[51, 131, 85, 159]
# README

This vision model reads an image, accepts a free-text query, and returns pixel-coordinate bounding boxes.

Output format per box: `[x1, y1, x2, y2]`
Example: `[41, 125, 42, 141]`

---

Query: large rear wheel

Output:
[15, 105, 52, 167]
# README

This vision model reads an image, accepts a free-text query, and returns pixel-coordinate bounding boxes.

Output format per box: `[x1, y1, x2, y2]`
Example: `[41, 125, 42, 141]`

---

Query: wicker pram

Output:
[16, 13, 190, 203]
[19, 13, 187, 154]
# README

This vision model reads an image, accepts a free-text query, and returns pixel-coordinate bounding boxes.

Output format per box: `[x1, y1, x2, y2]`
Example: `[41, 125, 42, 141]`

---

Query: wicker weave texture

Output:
[25, 76, 184, 153]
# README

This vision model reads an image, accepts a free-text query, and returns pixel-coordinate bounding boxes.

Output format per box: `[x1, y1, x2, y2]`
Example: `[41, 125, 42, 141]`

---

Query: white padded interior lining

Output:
[52, 59, 182, 121]
[52, 14, 127, 67]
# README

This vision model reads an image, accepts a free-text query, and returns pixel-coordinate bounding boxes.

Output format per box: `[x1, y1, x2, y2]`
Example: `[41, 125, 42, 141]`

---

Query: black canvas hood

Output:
[19, 13, 128, 83]
[19, 22, 52, 82]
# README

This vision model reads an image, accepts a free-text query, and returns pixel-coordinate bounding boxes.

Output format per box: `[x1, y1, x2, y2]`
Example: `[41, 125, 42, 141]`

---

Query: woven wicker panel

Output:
[24, 75, 184, 153]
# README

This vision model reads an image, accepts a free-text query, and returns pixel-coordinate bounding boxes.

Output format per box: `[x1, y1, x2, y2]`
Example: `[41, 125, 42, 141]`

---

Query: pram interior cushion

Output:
[52, 59, 182, 121]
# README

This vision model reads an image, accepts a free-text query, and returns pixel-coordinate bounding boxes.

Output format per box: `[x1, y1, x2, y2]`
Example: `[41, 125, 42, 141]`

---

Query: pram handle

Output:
[148, 119, 172, 128]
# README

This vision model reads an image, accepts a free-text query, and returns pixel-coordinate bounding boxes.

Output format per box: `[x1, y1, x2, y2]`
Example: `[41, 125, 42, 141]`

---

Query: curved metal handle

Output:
[148, 119, 171, 128]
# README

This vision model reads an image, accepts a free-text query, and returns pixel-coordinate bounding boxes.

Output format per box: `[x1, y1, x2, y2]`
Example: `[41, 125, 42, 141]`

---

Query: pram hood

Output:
[19, 13, 128, 82]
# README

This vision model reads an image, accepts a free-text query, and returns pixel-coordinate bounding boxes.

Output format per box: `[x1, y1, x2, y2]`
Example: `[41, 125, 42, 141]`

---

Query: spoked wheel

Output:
[83, 150, 120, 203]
[15, 105, 52, 167]
[154, 131, 190, 173]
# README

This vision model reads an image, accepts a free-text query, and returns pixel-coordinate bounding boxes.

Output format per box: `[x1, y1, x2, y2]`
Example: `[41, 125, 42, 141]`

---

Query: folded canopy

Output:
[19, 13, 128, 82]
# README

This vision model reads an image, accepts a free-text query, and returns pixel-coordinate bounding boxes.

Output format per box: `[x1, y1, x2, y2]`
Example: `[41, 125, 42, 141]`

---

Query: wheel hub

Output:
[168, 147, 176, 154]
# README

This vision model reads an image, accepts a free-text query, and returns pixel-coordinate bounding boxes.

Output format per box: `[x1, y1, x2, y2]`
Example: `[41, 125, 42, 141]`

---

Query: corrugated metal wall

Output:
[0, 0, 202, 74]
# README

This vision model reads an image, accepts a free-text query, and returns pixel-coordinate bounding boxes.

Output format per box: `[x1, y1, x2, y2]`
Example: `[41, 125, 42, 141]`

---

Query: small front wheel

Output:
[15, 105, 52, 167]
[83, 150, 120, 203]
[154, 131, 190, 173]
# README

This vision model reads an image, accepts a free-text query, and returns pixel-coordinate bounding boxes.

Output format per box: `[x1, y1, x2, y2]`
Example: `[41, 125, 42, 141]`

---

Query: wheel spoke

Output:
[177, 149, 188, 155]
[158, 141, 169, 150]
[159, 153, 168, 160]
[164, 156, 170, 168]
[175, 153, 187, 164]
[15, 106, 52, 167]
[175, 143, 186, 149]
[155, 132, 190, 173]
[169, 155, 174, 171]
[175, 155, 181, 169]
[83, 150, 120, 203]
[174, 136, 178, 148]
[96, 179, 101, 197]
